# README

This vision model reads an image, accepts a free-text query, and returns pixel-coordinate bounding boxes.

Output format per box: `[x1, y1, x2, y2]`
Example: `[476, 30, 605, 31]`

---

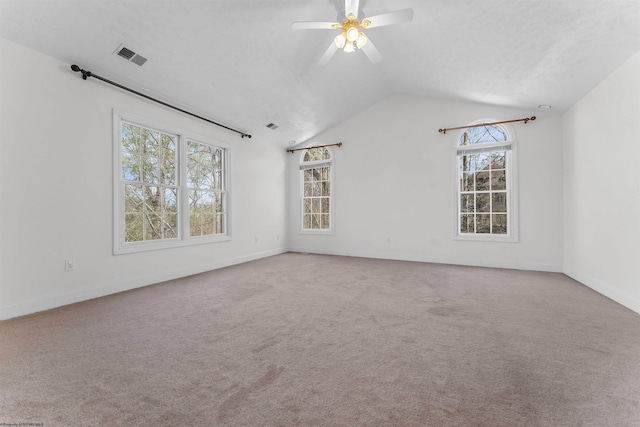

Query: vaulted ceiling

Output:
[1, 0, 638, 146]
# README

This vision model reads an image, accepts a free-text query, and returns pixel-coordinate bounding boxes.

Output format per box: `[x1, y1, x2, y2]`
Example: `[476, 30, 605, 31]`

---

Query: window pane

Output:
[304, 183, 312, 197]
[145, 212, 163, 240]
[460, 214, 474, 233]
[143, 130, 161, 157]
[312, 199, 320, 213]
[143, 157, 161, 184]
[303, 214, 312, 229]
[122, 152, 140, 182]
[321, 214, 330, 229]
[475, 171, 490, 191]
[311, 214, 321, 229]
[164, 188, 178, 213]
[124, 184, 143, 212]
[144, 186, 161, 211]
[321, 197, 330, 214]
[460, 194, 474, 213]
[492, 214, 507, 234]
[491, 152, 506, 169]
[460, 125, 507, 145]
[476, 193, 490, 213]
[476, 214, 491, 233]
[321, 167, 330, 181]
[460, 172, 474, 191]
[492, 193, 507, 213]
[122, 123, 141, 154]
[476, 153, 491, 171]
[164, 214, 177, 238]
[125, 213, 143, 242]
[322, 181, 331, 196]
[303, 199, 312, 214]
[162, 135, 176, 159]
[162, 159, 176, 185]
[303, 147, 330, 162]
[491, 170, 506, 190]
[460, 155, 474, 173]
[202, 214, 215, 235]
[190, 213, 201, 236]
[187, 156, 200, 187]
[312, 182, 322, 197]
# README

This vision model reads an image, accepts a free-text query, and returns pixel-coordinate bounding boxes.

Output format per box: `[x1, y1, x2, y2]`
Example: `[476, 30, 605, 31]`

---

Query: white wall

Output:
[0, 38, 287, 319]
[563, 51, 640, 313]
[287, 95, 564, 271]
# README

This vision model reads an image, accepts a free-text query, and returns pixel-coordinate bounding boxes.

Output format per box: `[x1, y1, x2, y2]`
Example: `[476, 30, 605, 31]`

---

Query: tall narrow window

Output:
[300, 146, 333, 233]
[187, 140, 226, 237]
[455, 123, 518, 241]
[121, 122, 179, 243]
[115, 111, 230, 254]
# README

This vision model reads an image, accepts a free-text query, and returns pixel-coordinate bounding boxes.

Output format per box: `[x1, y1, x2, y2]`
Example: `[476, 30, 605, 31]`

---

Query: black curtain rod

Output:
[70, 65, 251, 139]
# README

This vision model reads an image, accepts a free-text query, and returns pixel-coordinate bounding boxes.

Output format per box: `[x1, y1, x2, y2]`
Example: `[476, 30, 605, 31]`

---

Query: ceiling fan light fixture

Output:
[335, 32, 347, 48]
[344, 41, 355, 53]
[356, 32, 368, 48]
[346, 26, 359, 42]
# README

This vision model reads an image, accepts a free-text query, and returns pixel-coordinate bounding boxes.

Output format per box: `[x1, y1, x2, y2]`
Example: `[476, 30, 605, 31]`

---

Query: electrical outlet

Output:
[65, 259, 75, 271]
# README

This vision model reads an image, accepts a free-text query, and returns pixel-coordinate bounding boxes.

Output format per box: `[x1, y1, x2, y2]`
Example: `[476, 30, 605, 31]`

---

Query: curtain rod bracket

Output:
[70, 64, 251, 139]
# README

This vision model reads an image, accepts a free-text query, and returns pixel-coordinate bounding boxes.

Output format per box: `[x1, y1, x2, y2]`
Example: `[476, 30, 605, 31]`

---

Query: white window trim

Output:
[113, 109, 231, 254]
[452, 121, 519, 243]
[298, 145, 335, 235]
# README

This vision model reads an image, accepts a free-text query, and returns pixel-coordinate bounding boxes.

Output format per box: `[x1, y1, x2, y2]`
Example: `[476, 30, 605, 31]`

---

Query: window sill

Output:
[298, 230, 334, 236]
[454, 234, 518, 243]
[115, 235, 231, 255]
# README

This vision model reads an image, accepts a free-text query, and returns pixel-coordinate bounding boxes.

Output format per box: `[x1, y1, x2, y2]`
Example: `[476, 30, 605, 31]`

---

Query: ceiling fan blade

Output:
[292, 21, 338, 30]
[361, 39, 383, 64]
[364, 8, 414, 28]
[345, 0, 360, 17]
[318, 42, 339, 66]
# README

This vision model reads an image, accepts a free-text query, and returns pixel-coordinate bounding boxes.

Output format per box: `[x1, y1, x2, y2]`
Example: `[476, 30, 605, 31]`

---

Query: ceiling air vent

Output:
[114, 44, 148, 66]
[266, 123, 279, 130]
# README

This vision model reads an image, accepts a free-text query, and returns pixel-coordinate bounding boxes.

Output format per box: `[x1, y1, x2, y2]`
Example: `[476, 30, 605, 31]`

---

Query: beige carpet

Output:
[1, 253, 639, 426]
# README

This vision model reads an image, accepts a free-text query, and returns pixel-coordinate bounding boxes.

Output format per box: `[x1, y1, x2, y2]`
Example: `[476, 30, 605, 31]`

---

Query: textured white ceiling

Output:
[1, 0, 639, 146]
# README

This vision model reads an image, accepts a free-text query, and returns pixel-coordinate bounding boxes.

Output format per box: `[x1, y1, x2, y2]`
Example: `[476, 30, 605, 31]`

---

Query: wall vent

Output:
[266, 123, 278, 130]
[114, 44, 148, 66]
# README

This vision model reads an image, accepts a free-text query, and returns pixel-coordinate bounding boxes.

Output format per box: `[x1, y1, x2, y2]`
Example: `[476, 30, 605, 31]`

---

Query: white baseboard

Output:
[289, 247, 563, 273]
[563, 268, 640, 315]
[0, 248, 287, 320]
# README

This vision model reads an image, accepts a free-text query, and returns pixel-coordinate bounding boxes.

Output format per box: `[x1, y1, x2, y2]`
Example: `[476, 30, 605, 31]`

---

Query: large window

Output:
[114, 111, 229, 253]
[300, 146, 333, 233]
[455, 122, 518, 241]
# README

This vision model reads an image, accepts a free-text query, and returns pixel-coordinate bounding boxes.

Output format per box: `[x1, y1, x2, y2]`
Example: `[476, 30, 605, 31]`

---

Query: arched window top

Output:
[459, 123, 507, 146]
[302, 146, 331, 162]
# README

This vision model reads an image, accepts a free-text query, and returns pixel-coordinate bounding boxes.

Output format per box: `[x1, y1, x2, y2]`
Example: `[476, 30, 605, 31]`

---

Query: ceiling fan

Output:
[292, 0, 414, 65]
